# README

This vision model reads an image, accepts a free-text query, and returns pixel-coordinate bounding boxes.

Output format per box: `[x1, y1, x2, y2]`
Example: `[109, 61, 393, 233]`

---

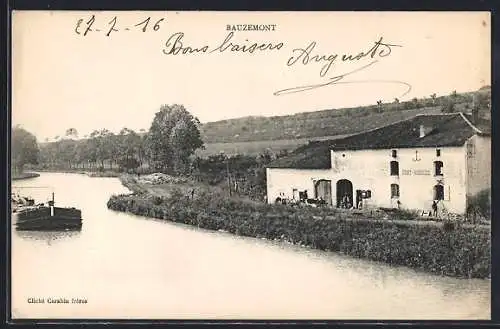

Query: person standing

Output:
[432, 200, 438, 217]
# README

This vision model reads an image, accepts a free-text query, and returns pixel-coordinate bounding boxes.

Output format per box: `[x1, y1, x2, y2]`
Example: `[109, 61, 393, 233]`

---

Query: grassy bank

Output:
[109, 176, 490, 279]
[12, 172, 40, 181]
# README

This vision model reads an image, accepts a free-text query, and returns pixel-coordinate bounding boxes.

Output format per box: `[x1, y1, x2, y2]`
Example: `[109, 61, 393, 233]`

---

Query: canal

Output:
[11, 173, 490, 320]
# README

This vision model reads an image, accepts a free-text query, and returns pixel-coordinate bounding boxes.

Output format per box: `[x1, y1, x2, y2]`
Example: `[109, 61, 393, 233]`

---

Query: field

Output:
[200, 107, 446, 144]
[195, 135, 350, 158]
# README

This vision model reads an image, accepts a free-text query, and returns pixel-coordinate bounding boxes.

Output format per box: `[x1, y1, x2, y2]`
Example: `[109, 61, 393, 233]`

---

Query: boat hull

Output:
[14, 207, 82, 231]
[15, 217, 83, 231]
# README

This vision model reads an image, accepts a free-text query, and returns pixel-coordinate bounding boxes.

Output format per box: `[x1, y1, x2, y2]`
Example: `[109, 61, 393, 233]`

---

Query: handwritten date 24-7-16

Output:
[75, 15, 165, 36]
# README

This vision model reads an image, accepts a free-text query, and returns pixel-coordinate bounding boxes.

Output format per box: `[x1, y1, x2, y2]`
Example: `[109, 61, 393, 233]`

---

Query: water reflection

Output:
[14, 228, 81, 245]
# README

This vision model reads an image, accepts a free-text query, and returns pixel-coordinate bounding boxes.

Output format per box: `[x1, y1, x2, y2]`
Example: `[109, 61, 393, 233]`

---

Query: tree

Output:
[88, 129, 113, 170]
[258, 149, 274, 165]
[116, 128, 142, 172]
[430, 93, 437, 104]
[145, 104, 204, 174]
[475, 92, 491, 111]
[12, 125, 39, 174]
[65, 128, 78, 140]
[442, 101, 456, 113]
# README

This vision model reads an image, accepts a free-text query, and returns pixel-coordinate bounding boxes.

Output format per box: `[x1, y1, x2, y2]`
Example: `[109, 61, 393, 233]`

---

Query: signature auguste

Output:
[274, 37, 412, 97]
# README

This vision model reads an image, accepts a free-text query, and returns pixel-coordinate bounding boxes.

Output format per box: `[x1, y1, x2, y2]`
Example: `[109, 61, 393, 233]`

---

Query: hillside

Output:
[199, 87, 491, 144]
[194, 107, 445, 157]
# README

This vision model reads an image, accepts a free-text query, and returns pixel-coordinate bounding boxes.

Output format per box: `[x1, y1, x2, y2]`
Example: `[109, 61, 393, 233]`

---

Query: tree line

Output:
[13, 104, 286, 200]
[36, 105, 204, 174]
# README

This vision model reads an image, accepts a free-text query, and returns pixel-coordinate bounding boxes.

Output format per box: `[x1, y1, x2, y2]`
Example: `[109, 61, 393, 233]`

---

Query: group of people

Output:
[274, 190, 446, 218]
[11, 193, 35, 206]
[274, 192, 327, 207]
[274, 192, 305, 206]
[274, 192, 288, 205]
[339, 194, 352, 209]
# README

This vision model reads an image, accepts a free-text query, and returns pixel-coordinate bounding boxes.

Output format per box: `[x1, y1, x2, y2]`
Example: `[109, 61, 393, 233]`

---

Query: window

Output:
[361, 190, 372, 199]
[434, 184, 444, 200]
[391, 184, 400, 198]
[391, 150, 397, 158]
[434, 161, 443, 176]
[436, 149, 441, 157]
[390, 161, 399, 176]
[467, 143, 475, 157]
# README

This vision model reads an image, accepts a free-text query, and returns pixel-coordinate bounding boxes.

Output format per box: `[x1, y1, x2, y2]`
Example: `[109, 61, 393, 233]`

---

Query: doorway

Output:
[336, 179, 353, 208]
[314, 180, 332, 205]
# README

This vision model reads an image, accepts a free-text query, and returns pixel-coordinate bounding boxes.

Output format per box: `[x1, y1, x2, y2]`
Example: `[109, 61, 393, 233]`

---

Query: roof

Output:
[267, 112, 490, 169]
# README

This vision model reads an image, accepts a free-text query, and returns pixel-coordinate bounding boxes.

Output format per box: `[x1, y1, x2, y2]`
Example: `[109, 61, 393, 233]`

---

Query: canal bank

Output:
[108, 175, 491, 279]
[12, 172, 40, 181]
[12, 172, 490, 319]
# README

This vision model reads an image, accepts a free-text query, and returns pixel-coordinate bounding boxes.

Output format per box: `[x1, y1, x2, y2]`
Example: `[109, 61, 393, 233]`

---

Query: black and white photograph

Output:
[10, 11, 491, 320]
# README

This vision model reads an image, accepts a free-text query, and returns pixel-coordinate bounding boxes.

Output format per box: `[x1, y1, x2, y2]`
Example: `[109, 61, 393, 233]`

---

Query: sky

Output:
[12, 11, 490, 141]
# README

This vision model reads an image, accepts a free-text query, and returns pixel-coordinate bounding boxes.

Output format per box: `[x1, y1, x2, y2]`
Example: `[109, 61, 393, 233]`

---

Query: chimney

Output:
[419, 124, 425, 138]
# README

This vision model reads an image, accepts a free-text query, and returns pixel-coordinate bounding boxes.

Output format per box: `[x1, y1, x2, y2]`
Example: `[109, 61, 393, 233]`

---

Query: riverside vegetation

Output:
[107, 175, 491, 279]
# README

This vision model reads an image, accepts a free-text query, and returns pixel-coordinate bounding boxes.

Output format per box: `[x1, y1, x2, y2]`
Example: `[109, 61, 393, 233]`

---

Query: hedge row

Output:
[107, 192, 490, 279]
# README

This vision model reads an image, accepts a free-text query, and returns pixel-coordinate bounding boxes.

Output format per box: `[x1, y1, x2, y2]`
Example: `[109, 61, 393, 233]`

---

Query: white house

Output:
[266, 112, 491, 215]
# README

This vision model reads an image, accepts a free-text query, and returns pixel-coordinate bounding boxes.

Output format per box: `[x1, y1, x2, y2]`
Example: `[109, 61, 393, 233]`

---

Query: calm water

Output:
[11, 173, 490, 320]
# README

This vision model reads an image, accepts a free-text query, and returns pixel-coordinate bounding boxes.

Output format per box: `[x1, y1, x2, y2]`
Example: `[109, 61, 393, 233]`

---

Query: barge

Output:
[13, 192, 82, 231]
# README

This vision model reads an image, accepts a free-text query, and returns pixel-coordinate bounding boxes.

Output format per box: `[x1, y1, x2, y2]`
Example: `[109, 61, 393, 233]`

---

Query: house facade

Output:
[266, 112, 490, 215]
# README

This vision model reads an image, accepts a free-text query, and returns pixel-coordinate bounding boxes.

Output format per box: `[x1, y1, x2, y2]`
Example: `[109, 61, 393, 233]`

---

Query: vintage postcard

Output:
[10, 11, 491, 320]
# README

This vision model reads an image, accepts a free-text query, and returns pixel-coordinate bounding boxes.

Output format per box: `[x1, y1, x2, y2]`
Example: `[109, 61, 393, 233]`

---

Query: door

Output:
[336, 179, 353, 208]
[314, 180, 332, 205]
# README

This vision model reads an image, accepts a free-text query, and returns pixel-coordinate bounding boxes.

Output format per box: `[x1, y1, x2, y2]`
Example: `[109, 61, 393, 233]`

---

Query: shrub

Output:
[152, 196, 164, 205]
[443, 220, 456, 232]
[467, 189, 491, 221]
[390, 209, 419, 221]
[169, 187, 185, 200]
[442, 101, 456, 113]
